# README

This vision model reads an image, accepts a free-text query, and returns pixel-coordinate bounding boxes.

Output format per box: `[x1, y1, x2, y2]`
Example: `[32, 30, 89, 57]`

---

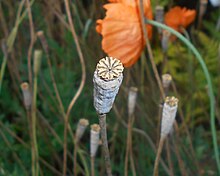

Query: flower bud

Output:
[128, 87, 138, 117]
[20, 82, 32, 110]
[161, 96, 178, 138]
[33, 50, 42, 76]
[90, 124, 101, 157]
[75, 118, 89, 142]
[93, 57, 124, 114]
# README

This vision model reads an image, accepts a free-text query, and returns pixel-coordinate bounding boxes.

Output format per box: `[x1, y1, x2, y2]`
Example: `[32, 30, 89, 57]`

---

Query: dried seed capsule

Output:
[90, 124, 101, 157]
[20, 82, 32, 110]
[93, 57, 124, 114]
[162, 74, 172, 90]
[199, 0, 208, 17]
[161, 96, 178, 138]
[37, 31, 49, 54]
[155, 6, 164, 34]
[128, 87, 138, 117]
[161, 30, 171, 53]
[210, 0, 220, 7]
[33, 50, 42, 76]
[75, 118, 89, 142]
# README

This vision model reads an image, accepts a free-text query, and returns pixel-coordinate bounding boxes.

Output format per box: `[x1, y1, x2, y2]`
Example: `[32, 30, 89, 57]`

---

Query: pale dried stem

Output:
[173, 123, 187, 176]
[113, 106, 171, 175]
[138, 0, 165, 99]
[37, 32, 65, 116]
[165, 139, 174, 176]
[171, 81, 200, 173]
[99, 114, 112, 176]
[91, 156, 95, 176]
[26, 0, 35, 89]
[153, 137, 165, 176]
[73, 140, 78, 175]
[63, 0, 86, 175]
[124, 115, 136, 176]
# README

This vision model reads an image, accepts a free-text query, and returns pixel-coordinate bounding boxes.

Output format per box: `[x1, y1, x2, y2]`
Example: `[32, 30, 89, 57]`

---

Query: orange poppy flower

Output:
[108, 0, 151, 17]
[165, 6, 196, 32]
[96, 1, 152, 67]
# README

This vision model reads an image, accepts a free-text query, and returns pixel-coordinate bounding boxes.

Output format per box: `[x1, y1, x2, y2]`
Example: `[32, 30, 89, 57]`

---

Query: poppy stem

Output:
[99, 114, 112, 176]
[63, 0, 86, 175]
[146, 19, 219, 174]
[138, 0, 165, 100]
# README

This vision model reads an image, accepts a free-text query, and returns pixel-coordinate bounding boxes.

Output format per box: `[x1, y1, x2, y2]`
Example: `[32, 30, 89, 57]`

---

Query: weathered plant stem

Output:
[99, 114, 112, 176]
[0, 41, 7, 93]
[138, 0, 165, 99]
[173, 124, 187, 176]
[73, 140, 78, 175]
[32, 76, 39, 176]
[37, 31, 65, 117]
[146, 19, 218, 173]
[125, 115, 136, 176]
[165, 139, 174, 176]
[153, 137, 165, 176]
[26, 0, 35, 89]
[91, 156, 95, 176]
[63, 0, 86, 174]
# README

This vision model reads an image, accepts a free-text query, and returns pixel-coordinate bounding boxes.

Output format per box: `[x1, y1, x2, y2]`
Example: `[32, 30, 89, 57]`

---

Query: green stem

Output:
[146, 19, 219, 173]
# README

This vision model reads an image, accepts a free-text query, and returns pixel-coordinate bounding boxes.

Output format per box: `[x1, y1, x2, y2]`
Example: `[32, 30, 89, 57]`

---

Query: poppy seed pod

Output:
[128, 87, 138, 117]
[161, 96, 178, 138]
[162, 74, 172, 89]
[33, 50, 42, 76]
[93, 57, 124, 114]
[155, 6, 164, 34]
[75, 118, 89, 142]
[210, 0, 220, 7]
[161, 30, 170, 53]
[90, 124, 101, 157]
[37, 31, 49, 54]
[199, 0, 208, 17]
[20, 82, 32, 110]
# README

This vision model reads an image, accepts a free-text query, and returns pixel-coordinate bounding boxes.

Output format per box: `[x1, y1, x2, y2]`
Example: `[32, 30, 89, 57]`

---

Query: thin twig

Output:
[138, 0, 165, 99]
[26, 0, 35, 89]
[165, 139, 174, 176]
[63, 0, 86, 174]
[153, 137, 165, 176]
[73, 140, 78, 175]
[113, 106, 171, 175]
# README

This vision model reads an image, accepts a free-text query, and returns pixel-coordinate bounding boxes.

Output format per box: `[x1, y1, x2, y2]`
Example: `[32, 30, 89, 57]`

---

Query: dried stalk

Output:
[26, 0, 36, 89]
[138, 0, 165, 99]
[99, 114, 112, 176]
[165, 139, 174, 176]
[153, 137, 165, 176]
[63, 0, 86, 175]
